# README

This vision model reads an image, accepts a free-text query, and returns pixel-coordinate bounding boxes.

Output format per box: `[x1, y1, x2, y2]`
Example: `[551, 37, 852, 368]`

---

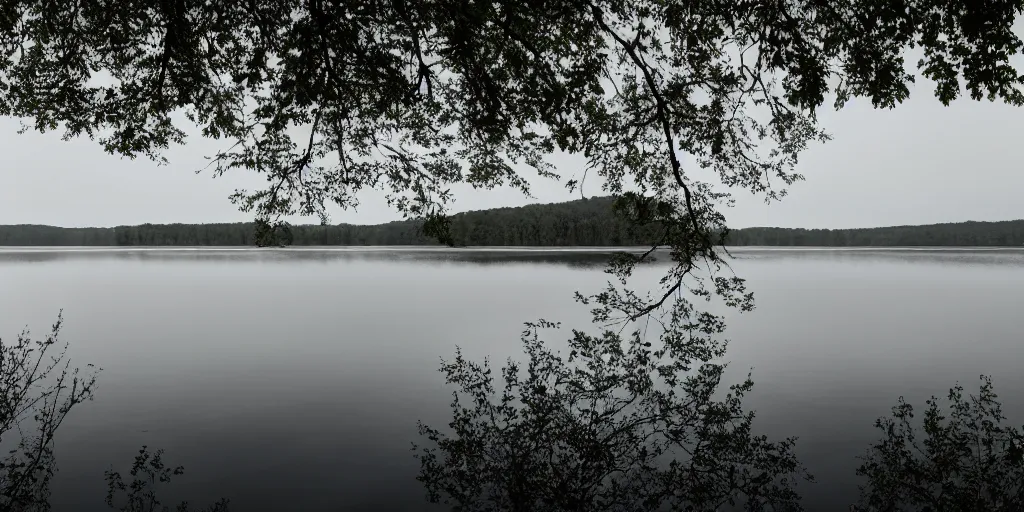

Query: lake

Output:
[2, 247, 1023, 511]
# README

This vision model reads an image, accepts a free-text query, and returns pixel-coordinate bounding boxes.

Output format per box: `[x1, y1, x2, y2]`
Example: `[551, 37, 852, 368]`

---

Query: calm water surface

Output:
[2, 247, 1023, 511]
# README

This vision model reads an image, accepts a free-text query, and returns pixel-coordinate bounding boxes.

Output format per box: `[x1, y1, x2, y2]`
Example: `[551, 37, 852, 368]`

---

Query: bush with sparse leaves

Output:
[104, 446, 230, 512]
[415, 311, 811, 512]
[0, 312, 97, 512]
[855, 376, 1024, 512]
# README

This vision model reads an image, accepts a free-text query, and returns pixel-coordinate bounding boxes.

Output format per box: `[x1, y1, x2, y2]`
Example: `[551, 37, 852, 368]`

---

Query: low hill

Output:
[2, 197, 1023, 247]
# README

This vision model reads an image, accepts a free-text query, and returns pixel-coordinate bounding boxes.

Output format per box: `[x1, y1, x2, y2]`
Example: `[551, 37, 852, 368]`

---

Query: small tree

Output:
[415, 305, 810, 512]
[0, 312, 97, 511]
[104, 446, 230, 512]
[855, 376, 1024, 512]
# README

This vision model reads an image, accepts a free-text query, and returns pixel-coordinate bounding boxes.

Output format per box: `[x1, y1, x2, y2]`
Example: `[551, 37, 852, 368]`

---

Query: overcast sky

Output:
[1, 83, 1022, 230]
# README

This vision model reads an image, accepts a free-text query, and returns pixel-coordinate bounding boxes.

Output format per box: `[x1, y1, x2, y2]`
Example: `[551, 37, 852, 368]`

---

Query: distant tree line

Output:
[727, 222, 1024, 247]
[2, 197, 1023, 247]
[0, 197, 659, 247]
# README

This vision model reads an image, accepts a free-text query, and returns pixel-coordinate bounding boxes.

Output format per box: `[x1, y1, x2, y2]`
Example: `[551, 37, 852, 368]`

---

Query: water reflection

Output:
[728, 247, 1024, 267]
[0, 247, 651, 269]
[3, 246, 1024, 268]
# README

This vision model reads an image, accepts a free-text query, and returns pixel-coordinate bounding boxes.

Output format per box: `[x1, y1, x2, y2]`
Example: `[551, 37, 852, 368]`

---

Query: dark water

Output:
[2, 247, 1023, 511]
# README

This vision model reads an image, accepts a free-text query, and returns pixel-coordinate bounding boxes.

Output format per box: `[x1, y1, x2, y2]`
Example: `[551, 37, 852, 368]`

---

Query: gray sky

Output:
[1, 84, 1022, 229]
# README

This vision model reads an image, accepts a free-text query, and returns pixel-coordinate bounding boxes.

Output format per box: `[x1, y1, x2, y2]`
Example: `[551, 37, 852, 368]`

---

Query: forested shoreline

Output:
[3, 196, 1023, 247]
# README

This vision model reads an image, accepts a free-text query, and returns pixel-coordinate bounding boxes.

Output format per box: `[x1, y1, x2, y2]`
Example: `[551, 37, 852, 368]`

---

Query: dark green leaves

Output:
[855, 376, 1024, 512]
[4, 0, 1020, 250]
[414, 318, 809, 511]
[3, 0, 1022, 313]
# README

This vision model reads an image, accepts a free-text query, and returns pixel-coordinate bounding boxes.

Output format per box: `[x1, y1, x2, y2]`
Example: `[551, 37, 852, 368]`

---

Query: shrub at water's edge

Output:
[855, 376, 1024, 512]
[0, 312, 96, 511]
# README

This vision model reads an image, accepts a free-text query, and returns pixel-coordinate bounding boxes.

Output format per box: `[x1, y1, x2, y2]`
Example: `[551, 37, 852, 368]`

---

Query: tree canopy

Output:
[3, 0, 1023, 283]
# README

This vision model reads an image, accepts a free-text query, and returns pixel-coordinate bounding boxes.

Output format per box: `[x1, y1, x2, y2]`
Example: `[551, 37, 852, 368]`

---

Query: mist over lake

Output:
[2, 247, 1023, 511]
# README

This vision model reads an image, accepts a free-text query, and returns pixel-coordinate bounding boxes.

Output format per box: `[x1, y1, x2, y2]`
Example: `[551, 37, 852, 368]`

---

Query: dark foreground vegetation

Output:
[3, 197, 1024, 248]
[3, 317, 1023, 512]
